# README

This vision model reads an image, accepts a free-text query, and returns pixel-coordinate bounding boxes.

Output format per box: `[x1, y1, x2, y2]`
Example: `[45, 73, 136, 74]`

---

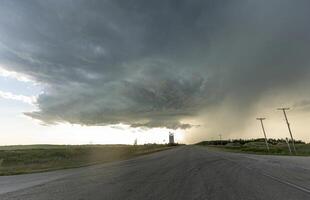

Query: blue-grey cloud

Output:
[0, 0, 310, 129]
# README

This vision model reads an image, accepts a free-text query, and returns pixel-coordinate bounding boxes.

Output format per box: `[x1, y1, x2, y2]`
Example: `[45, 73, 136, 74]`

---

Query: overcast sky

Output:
[0, 0, 310, 144]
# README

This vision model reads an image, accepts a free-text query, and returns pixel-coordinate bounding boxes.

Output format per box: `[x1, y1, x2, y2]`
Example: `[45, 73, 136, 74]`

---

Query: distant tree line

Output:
[196, 138, 306, 146]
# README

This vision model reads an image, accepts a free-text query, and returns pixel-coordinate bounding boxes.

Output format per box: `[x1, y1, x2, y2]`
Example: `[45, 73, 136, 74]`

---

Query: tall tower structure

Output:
[169, 132, 174, 144]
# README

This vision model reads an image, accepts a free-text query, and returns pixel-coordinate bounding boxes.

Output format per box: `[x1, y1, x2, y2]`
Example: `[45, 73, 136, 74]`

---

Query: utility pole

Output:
[277, 108, 297, 154]
[219, 134, 222, 145]
[285, 137, 292, 155]
[256, 118, 270, 152]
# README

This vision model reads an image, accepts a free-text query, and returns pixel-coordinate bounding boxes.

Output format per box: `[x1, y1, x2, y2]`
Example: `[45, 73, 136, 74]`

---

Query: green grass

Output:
[0, 144, 173, 176]
[197, 142, 310, 156]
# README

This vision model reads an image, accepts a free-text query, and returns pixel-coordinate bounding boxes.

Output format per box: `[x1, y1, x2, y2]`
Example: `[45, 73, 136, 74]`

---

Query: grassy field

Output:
[197, 141, 310, 156]
[0, 144, 173, 176]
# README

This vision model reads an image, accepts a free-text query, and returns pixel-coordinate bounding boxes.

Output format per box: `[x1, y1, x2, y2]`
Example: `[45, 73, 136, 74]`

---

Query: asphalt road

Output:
[0, 146, 310, 200]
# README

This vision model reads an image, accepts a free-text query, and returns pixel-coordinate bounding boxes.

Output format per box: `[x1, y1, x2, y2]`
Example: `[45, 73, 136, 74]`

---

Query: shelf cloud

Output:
[1, 0, 310, 130]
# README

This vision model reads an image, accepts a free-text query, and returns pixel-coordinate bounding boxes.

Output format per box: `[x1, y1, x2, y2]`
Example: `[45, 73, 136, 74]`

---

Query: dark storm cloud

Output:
[1, 0, 310, 129]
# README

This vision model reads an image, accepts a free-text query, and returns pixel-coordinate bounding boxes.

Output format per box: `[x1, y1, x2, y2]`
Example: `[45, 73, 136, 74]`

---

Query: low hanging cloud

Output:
[1, 0, 310, 130]
[293, 100, 310, 112]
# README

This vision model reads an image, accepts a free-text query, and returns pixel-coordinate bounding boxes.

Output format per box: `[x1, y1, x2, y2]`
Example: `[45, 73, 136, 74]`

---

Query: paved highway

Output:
[0, 146, 310, 200]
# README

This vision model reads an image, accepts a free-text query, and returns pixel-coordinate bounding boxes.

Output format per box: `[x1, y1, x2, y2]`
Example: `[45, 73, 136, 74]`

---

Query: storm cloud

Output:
[1, 0, 310, 130]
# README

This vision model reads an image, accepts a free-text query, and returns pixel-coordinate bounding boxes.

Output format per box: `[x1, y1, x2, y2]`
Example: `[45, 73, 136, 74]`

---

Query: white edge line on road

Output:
[261, 172, 310, 194]
[211, 151, 310, 195]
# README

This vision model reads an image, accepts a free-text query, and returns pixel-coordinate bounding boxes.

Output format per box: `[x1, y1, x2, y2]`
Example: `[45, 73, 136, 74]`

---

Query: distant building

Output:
[169, 132, 174, 144]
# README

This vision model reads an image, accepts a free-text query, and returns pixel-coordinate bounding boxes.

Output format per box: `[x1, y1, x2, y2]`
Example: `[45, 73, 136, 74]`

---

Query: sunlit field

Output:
[0, 144, 174, 175]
